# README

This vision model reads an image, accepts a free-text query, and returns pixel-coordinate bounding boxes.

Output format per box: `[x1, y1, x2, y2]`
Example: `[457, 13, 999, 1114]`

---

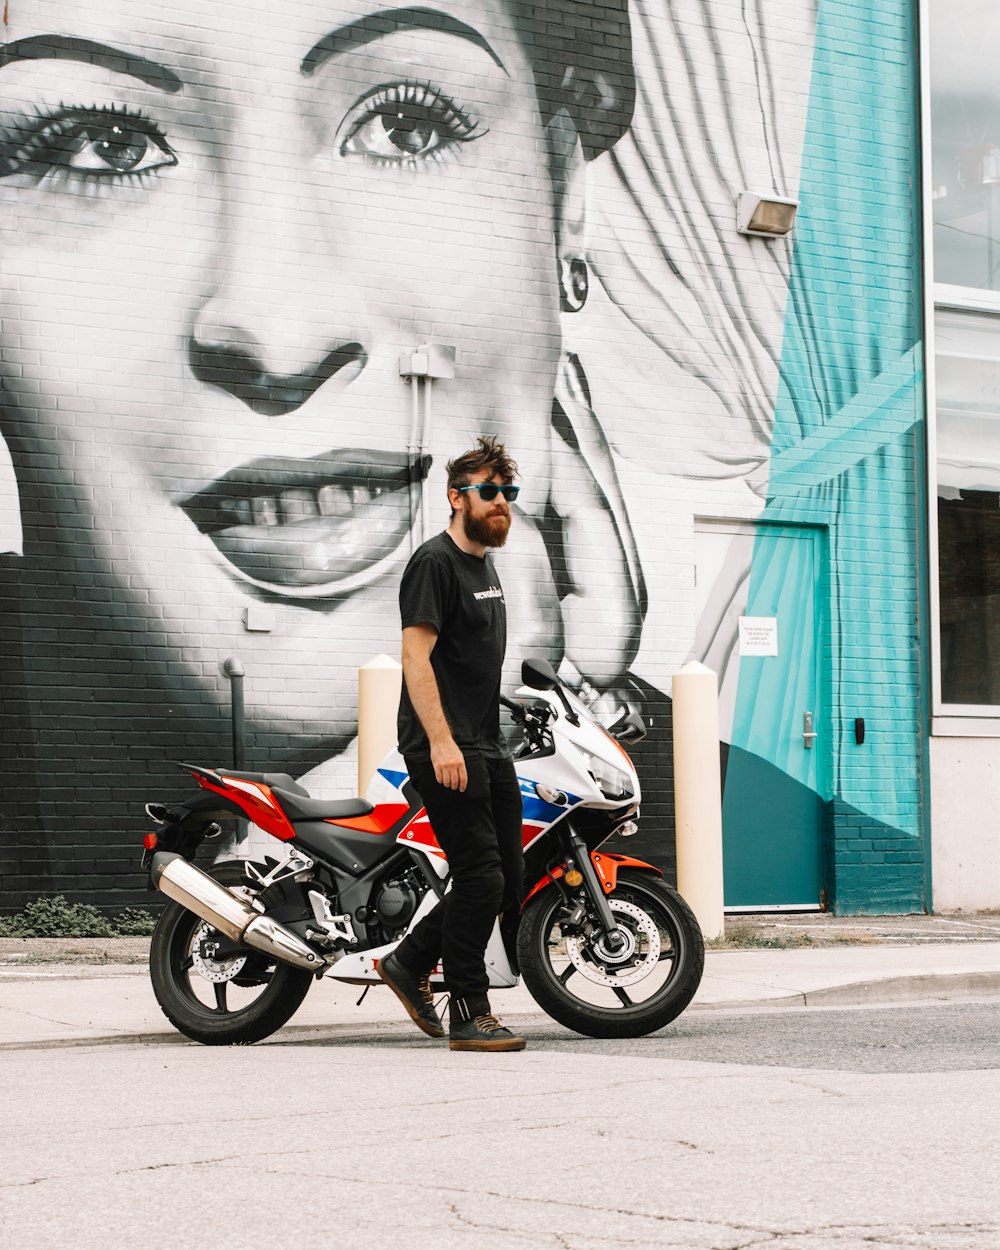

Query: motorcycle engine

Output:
[372, 869, 423, 940]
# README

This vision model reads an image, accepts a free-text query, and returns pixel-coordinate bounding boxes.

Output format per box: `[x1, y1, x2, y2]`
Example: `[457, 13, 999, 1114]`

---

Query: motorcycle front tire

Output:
[517, 868, 705, 1039]
[149, 860, 314, 1046]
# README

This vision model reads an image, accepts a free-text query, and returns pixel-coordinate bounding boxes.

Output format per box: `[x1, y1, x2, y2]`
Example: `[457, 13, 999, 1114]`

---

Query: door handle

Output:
[803, 711, 817, 749]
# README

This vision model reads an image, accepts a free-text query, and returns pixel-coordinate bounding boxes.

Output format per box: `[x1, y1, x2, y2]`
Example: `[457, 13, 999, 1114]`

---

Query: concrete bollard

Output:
[672, 660, 725, 941]
[358, 654, 403, 796]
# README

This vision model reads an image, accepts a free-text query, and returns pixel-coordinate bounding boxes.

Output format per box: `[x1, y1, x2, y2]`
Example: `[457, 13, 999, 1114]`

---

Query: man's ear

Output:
[544, 108, 588, 308]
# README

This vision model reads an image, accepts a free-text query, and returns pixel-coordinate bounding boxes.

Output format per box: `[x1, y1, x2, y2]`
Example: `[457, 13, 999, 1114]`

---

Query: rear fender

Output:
[142, 790, 243, 869]
[523, 851, 662, 907]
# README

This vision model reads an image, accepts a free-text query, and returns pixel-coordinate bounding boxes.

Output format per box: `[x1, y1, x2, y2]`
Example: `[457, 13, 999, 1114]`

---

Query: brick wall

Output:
[0, 0, 926, 914]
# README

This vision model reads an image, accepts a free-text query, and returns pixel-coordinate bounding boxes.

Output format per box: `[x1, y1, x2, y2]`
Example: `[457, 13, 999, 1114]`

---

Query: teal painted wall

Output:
[732, 0, 927, 911]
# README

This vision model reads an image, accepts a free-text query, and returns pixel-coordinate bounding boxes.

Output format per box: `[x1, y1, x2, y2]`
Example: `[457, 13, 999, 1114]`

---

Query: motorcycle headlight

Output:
[586, 754, 634, 801]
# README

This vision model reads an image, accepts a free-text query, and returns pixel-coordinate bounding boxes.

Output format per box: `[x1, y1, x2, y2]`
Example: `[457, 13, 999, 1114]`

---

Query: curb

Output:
[693, 969, 1000, 1013]
[3, 970, 999, 1051]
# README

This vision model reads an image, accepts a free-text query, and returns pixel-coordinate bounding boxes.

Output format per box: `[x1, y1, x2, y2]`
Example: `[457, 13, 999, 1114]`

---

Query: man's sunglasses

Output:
[457, 484, 520, 502]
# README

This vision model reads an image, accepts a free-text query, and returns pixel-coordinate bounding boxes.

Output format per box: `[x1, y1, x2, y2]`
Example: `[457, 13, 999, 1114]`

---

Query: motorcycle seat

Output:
[223, 770, 310, 796]
[269, 787, 375, 823]
[222, 771, 374, 823]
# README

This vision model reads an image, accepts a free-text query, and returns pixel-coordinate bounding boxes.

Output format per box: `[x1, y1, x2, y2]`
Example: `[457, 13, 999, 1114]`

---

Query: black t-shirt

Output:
[397, 531, 509, 761]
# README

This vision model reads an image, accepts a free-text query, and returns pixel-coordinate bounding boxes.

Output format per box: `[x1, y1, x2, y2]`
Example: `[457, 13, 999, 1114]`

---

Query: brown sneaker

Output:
[378, 951, 445, 1039]
[449, 1013, 526, 1052]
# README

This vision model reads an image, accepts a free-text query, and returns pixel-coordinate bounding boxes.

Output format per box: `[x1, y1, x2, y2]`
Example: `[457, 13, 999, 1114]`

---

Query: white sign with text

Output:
[738, 616, 779, 656]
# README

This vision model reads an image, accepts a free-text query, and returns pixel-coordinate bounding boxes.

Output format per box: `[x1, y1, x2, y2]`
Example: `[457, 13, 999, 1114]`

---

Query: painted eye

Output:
[1, 107, 177, 181]
[55, 118, 175, 174]
[341, 82, 486, 165]
[348, 104, 444, 160]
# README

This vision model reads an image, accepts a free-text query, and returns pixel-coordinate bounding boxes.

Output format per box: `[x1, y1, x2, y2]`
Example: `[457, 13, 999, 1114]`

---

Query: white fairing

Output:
[511, 685, 642, 813]
[327, 687, 640, 986]
[326, 915, 517, 989]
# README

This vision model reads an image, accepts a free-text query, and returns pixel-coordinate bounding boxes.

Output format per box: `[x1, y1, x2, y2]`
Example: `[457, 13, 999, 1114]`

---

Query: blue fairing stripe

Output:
[518, 776, 579, 824]
[377, 768, 409, 792]
[379, 767, 573, 823]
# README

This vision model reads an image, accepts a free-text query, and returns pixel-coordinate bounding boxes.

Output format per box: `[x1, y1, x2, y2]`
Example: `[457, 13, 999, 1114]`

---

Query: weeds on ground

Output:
[708, 921, 816, 950]
[0, 896, 157, 938]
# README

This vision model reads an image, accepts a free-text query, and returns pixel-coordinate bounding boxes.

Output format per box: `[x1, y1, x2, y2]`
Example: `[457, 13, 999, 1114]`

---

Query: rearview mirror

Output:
[610, 710, 647, 745]
[521, 656, 559, 691]
[520, 657, 579, 725]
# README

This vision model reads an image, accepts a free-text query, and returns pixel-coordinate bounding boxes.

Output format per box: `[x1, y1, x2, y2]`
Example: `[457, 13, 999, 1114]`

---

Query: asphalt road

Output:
[474, 999, 1000, 1073]
[3, 1001, 999, 1250]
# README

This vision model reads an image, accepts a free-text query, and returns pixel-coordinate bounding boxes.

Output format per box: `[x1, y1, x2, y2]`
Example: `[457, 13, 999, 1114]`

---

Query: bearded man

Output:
[378, 436, 526, 1052]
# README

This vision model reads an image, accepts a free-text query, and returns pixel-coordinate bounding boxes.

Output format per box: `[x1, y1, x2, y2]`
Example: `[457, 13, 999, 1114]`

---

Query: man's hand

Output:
[431, 737, 468, 792]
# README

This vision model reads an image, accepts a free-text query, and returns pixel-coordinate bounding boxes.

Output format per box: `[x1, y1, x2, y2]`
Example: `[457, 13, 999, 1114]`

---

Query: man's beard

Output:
[462, 504, 511, 548]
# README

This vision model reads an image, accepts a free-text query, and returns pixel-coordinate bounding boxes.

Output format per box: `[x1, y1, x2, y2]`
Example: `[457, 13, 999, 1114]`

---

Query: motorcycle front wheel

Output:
[149, 861, 314, 1046]
[517, 869, 705, 1039]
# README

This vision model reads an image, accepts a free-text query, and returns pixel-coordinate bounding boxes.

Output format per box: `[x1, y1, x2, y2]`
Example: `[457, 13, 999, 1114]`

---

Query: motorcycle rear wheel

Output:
[517, 869, 704, 1039]
[149, 861, 314, 1046]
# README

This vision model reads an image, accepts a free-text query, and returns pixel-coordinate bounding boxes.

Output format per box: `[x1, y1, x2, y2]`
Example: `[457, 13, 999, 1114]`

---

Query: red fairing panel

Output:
[395, 808, 446, 859]
[198, 774, 297, 842]
[392, 812, 547, 861]
[325, 804, 410, 834]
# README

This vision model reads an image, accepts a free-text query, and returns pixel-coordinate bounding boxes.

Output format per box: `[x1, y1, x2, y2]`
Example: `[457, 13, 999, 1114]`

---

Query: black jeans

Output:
[398, 753, 524, 1005]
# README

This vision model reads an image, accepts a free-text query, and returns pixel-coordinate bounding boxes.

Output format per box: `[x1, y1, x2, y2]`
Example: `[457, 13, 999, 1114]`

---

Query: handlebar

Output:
[499, 694, 526, 721]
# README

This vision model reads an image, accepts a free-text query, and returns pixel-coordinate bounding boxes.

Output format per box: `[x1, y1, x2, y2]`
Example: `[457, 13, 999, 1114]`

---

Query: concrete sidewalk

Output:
[3, 938, 1000, 1050]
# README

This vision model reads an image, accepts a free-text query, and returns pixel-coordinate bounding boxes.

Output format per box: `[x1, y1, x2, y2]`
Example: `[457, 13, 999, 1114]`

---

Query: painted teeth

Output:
[218, 483, 387, 528]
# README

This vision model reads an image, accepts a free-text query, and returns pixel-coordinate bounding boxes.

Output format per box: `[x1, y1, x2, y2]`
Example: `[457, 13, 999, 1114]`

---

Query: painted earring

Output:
[560, 257, 589, 313]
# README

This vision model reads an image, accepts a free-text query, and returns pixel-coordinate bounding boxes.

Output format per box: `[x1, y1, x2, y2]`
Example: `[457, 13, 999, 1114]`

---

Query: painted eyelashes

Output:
[0, 78, 488, 189]
[0, 103, 177, 183]
[339, 80, 488, 165]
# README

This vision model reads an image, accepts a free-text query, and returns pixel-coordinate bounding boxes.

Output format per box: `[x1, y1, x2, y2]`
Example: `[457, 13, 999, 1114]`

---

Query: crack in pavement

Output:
[270, 1169, 780, 1241]
[0, 1145, 328, 1191]
[712, 1220, 1000, 1249]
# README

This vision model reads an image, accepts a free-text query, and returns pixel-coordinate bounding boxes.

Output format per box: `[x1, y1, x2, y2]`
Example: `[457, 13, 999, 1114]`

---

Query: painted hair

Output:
[514, 0, 635, 159]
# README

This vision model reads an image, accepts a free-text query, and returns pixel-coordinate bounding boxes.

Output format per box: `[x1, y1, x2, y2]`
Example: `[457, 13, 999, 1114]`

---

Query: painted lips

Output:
[181, 450, 430, 594]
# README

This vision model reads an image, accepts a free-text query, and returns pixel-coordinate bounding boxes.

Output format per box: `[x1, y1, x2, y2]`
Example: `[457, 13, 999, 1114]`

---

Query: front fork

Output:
[566, 828, 626, 952]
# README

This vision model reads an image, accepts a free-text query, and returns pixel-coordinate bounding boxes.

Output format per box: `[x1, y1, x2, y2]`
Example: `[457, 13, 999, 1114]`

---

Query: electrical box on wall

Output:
[398, 343, 456, 379]
[243, 607, 274, 633]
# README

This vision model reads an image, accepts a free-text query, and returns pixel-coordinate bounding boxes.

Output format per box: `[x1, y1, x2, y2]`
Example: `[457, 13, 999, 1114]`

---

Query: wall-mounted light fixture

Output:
[736, 192, 799, 237]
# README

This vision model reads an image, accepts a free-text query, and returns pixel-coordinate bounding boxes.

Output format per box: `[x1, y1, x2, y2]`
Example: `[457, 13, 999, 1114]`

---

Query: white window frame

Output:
[923, 0, 1000, 732]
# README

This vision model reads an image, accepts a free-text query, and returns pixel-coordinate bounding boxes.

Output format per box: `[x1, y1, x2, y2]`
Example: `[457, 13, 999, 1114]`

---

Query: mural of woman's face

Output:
[0, 0, 571, 752]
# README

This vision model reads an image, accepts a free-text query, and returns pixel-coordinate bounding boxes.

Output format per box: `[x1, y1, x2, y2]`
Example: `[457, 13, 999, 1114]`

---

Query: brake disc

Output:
[564, 898, 661, 987]
[189, 922, 249, 984]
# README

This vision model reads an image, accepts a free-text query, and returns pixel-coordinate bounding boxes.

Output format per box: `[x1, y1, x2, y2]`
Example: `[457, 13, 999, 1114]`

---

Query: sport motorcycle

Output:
[142, 657, 705, 1044]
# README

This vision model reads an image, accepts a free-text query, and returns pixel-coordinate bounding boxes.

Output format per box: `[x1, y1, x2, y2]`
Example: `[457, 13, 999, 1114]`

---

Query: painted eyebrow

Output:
[301, 6, 509, 77]
[0, 35, 182, 93]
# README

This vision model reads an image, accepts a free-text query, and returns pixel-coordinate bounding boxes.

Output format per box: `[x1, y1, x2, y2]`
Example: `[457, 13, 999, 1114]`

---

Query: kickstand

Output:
[356, 985, 372, 1007]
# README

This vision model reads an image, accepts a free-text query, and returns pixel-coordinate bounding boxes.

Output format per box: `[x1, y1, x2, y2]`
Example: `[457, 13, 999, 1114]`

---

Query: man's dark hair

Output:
[447, 436, 519, 510]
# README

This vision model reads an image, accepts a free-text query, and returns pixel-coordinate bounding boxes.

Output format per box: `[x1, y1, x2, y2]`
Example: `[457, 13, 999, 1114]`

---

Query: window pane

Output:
[936, 307, 1000, 703]
[930, 0, 1000, 291]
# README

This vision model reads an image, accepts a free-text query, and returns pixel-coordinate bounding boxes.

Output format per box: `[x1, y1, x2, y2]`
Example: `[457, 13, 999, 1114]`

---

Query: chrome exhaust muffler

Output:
[151, 851, 327, 972]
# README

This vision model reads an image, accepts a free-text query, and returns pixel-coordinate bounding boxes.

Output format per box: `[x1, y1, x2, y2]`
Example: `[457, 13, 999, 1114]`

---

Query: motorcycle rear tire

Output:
[517, 868, 704, 1039]
[149, 860, 314, 1046]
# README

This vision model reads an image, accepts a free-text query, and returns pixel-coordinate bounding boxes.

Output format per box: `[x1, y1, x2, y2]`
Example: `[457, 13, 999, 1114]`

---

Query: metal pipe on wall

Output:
[222, 656, 248, 845]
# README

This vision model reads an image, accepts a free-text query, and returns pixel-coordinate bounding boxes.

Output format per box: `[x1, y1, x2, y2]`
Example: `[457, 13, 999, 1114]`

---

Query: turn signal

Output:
[564, 868, 583, 888]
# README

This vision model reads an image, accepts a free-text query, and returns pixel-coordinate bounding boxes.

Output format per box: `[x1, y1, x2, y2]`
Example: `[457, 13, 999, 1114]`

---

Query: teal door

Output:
[694, 522, 826, 910]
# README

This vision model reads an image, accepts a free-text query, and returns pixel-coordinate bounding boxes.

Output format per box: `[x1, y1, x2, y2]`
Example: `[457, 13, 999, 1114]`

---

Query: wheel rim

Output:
[167, 897, 280, 1020]
[533, 880, 688, 1014]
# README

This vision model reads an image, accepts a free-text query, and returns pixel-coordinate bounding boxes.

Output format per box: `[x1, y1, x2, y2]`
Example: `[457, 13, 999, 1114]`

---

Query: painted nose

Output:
[188, 172, 367, 416]
[188, 328, 366, 418]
